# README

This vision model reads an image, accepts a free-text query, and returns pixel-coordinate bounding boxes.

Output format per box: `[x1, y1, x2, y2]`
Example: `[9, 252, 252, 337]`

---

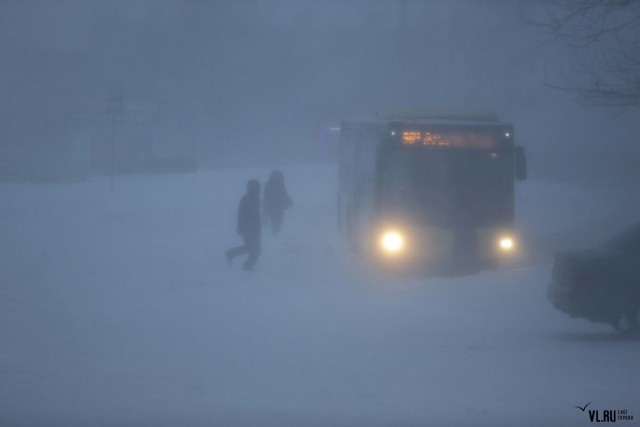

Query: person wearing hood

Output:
[226, 179, 262, 271]
[263, 170, 292, 235]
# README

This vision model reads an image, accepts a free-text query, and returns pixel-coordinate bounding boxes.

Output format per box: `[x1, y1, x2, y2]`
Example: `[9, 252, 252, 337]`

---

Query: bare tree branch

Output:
[526, 0, 640, 108]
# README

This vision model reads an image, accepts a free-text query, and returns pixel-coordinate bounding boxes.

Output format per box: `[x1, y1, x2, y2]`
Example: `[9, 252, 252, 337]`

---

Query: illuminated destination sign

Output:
[401, 129, 498, 148]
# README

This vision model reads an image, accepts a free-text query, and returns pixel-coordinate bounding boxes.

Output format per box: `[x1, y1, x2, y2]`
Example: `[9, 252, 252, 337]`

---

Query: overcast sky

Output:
[1, 0, 638, 183]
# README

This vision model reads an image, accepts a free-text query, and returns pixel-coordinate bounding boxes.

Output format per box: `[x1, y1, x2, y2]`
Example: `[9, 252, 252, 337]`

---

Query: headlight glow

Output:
[499, 237, 514, 251]
[380, 231, 404, 253]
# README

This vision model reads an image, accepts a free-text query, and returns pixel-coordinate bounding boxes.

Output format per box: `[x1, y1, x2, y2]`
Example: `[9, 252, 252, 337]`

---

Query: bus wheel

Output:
[346, 209, 361, 254]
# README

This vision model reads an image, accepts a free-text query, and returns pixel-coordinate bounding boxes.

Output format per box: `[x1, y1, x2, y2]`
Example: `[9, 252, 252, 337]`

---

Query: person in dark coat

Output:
[226, 179, 261, 271]
[263, 170, 292, 235]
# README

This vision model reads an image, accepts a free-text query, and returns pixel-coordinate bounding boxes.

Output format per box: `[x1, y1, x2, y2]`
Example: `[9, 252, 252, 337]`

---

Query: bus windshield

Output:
[381, 148, 513, 229]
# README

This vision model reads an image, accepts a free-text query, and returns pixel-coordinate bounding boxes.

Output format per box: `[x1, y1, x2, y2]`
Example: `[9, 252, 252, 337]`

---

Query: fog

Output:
[1, 1, 639, 426]
[1, 0, 638, 184]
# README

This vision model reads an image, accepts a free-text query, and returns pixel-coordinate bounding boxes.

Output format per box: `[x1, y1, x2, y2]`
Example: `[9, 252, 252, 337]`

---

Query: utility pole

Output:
[107, 85, 123, 190]
[397, 0, 408, 104]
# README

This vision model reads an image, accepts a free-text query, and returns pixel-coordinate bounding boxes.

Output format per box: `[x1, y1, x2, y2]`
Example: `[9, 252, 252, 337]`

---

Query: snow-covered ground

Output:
[1, 163, 639, 427]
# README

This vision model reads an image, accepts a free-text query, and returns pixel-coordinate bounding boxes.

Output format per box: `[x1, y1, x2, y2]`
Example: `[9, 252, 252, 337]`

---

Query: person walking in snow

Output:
[226, 179, 262, 271]
[263, 170, 292, 235]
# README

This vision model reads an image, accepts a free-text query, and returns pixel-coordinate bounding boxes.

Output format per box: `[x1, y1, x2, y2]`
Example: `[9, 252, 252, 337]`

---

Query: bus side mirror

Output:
[515, 146, 527, 181]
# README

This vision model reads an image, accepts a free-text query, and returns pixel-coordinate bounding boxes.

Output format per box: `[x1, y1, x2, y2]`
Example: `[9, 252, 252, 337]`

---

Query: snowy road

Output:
[1, 164, 639, 426]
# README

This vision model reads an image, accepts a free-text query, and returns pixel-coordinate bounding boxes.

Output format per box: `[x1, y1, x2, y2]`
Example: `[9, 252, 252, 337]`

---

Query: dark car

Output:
[547, 222, 640, 335]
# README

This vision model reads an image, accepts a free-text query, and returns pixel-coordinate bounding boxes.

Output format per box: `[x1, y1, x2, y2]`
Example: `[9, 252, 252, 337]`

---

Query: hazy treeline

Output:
[0, 0, 638, 186]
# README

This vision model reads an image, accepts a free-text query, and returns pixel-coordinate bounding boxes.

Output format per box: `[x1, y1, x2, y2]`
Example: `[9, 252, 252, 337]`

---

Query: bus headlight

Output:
[499, 237, 514, 251]
[380, 231, 405, 254]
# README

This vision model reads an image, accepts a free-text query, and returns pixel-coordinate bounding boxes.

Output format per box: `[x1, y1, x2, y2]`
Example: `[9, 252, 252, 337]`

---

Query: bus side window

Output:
[515, 146, 527, 181]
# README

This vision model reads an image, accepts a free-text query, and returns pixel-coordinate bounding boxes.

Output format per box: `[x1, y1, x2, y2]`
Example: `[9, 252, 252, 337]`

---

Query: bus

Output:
[337, 110, 527, 273]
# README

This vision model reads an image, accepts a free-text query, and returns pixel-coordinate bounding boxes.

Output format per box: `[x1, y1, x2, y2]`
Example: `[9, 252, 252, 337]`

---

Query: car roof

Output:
[602, 221, 640, 250]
